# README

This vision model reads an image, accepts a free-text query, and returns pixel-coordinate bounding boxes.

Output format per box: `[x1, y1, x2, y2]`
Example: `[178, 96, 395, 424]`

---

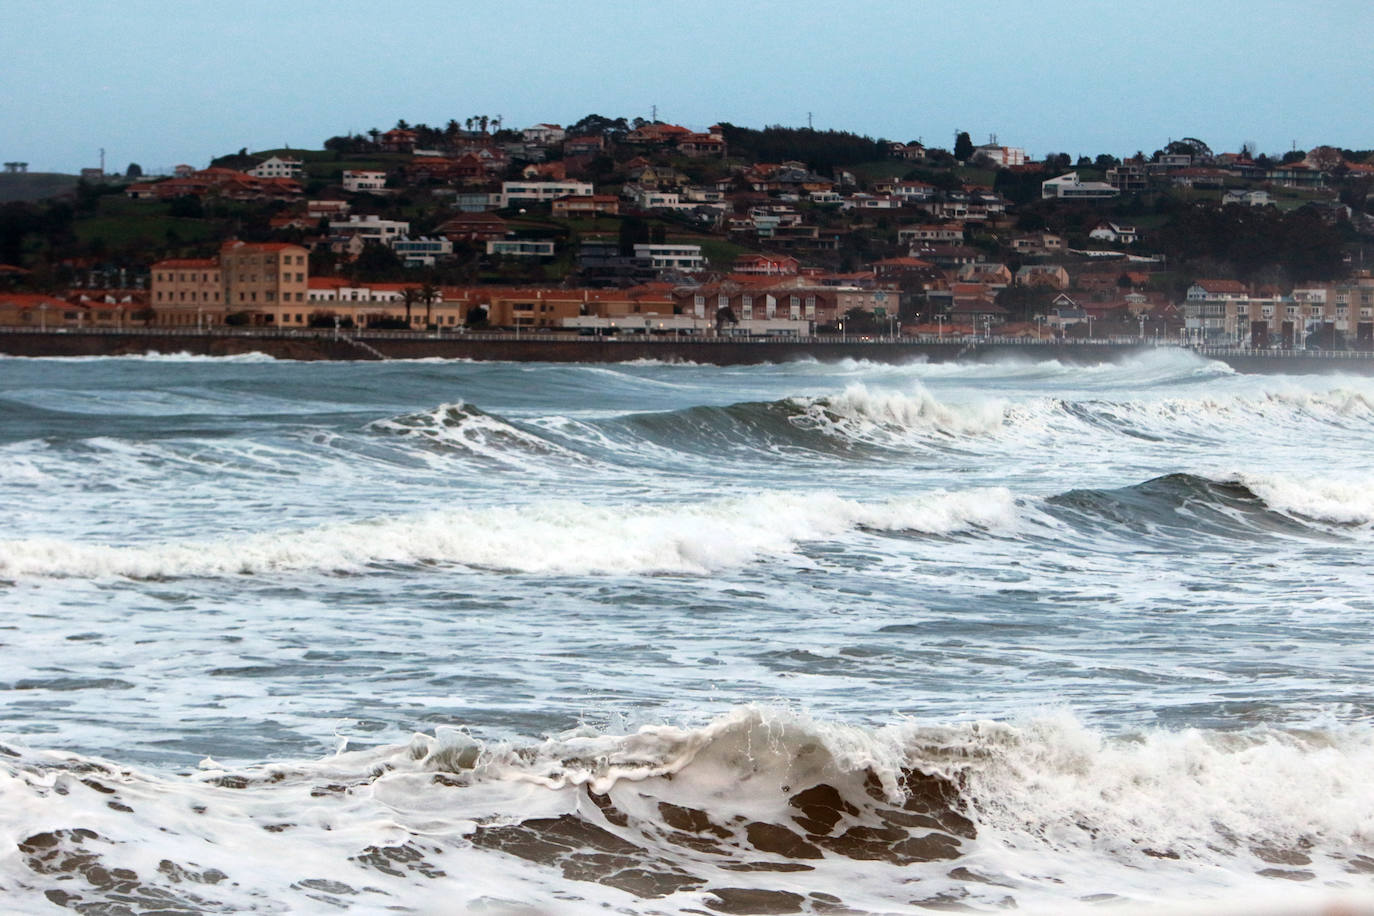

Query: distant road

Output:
[2, 326, 1374, 374]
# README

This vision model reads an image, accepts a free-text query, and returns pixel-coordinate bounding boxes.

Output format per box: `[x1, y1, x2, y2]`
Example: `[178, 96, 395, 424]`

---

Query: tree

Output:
[954, 132, 974, 162]
[168, 195, 203, 218]
[1166, 137, 1213, 161]
[126, 163, 143, 178]
[401, 286, 422, 326]
[618, 215, 649, 255]
[842, 307, 880, 334]
[420, 281, 440, 327]
[1309, 146, 1345, 172]
[569, 113, 625, 137]
[995, 284, 1056, 322]
[352, 241, 402, 280]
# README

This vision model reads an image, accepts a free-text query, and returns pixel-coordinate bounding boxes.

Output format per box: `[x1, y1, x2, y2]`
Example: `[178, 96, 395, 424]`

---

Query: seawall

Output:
[2, 328, 1374, 375]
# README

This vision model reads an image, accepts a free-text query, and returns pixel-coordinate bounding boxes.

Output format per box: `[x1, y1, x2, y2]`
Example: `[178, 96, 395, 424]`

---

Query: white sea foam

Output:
[1236, 471, 1374, 525]
[5, 707, 1371, 914]
[0, 488, 1017, 580]
[0, 350, 284, 363]
[367, 400, 582, 468]
[797, 382, 1011, 441]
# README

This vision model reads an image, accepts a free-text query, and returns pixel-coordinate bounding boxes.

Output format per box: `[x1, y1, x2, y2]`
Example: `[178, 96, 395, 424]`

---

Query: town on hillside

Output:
[2, 119, 1373, 348]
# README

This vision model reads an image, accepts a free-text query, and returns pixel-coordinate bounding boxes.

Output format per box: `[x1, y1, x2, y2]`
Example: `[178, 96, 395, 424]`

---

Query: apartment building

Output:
[149, 258, 224, 326]
[1182, 276, 1374, 347]
[221, 242, 310, 326]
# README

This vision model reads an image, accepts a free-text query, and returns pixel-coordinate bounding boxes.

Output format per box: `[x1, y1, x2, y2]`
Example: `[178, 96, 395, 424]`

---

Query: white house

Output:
[486, 239, 556, 258]
[1088, 221, 1139, 244]
[634, 244, 704, 271]
[342, 170, 388, 192]
[249, 156, 304, 179]
[392, 236, 454, 267]
[623, 185, 689, 210]
[972, 144, 1027, 167]
[521, 124, 566, 145]
[328, 214, 411, 246]
[891, 181, 936, 202]
[500, 180, 593, 207]
[842, 193, 901, 210]
[1223, 189, 1275, 207]
[1042, 172, 1119, 200]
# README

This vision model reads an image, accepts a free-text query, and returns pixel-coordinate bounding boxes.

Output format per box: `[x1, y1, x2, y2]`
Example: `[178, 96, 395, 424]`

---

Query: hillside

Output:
[0, 172, 79, 203]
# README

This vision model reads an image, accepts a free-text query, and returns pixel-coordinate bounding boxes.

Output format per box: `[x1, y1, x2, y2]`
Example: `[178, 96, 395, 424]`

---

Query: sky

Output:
[3, 0, 1372, 175]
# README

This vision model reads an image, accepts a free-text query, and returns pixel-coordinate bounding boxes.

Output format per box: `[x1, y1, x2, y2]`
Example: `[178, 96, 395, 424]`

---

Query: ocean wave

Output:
[564, 382, 1374, 463]
[795, 347, 1236, 385]
[5, 468, 1367, 582]
[0, 488, 1017, 581]
[1041, 472, 1323, 541]
[367, 401, 582, 467]
[4, 707, 1372, 914]
[0, 350, 282, 363]
[575, 383, 1016, 460]
[1235, 471, 1374, 526]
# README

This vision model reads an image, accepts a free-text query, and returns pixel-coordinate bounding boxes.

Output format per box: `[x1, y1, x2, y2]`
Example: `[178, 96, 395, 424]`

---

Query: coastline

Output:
[3, 327, 1374, 374]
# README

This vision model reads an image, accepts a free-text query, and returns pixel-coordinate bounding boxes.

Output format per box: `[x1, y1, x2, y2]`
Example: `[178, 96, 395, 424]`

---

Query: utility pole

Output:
[651, 104, 657, 123]
[808, 112, 813, 130]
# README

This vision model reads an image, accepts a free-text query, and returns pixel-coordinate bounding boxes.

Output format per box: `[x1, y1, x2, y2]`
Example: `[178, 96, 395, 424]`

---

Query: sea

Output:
[1, 349, 1373, 915]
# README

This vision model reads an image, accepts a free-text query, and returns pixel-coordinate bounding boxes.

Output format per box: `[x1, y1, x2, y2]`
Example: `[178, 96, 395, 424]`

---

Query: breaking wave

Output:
[6, 468, 1372, 582]
[367, 401, 584, 467]
[0, 488, 1018, 581]
[550, 383, 1374, 462]
[4, 707, 1372, 913]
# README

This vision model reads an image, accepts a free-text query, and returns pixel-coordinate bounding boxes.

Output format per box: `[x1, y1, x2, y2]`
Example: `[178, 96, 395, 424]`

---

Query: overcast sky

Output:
[4, 0, 1372, 174]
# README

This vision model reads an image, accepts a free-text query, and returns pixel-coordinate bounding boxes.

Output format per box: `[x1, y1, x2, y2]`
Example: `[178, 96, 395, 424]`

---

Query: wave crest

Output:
[0, 488, 1016, 581]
